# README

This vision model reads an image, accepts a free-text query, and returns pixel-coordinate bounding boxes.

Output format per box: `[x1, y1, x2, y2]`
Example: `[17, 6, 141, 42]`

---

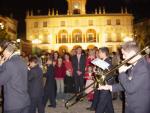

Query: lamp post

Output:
[32, 39, 42, 54]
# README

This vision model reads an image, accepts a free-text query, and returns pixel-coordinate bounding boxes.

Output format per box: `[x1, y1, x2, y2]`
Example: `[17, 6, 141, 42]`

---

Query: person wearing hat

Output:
[0, 41, 30, 113]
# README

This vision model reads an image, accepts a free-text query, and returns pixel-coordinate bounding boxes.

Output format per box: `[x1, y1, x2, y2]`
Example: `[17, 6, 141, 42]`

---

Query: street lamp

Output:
[17, 39, 21, 43]
[32, 39, 42, 54]
[0, 22, 4, 30]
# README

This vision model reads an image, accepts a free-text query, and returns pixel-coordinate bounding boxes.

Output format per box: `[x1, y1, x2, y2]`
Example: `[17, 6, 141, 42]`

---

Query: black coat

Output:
[72, 54, 86, 76]
[44, 65, 55, 92]
[0, 55, 30, 111]
[28, 65, 44, 99]
[112, 58, 150, 113]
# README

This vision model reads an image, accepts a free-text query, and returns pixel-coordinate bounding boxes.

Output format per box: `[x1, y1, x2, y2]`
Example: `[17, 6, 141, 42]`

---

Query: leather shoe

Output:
[48, 105, 56, 108]
[86, 107, 95, 111]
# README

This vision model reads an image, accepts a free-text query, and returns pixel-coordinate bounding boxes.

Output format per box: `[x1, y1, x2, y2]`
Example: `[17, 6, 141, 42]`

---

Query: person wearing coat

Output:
[0, 41, 30, 113]
[72, 47, 86, 95]
[99, 41, 150, 113]
[28, 56, 45, 113]
[95, 47, 114, 113]
[43, 58, 56, 108]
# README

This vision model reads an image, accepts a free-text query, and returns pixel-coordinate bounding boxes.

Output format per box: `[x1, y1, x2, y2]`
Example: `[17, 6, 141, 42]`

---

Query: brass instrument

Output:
[65, 46, 150, 109]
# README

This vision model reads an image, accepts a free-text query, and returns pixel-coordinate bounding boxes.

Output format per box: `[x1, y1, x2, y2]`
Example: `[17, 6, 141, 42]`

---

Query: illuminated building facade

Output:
[0, 16, 17, 40]
[26, 0, 134, 53]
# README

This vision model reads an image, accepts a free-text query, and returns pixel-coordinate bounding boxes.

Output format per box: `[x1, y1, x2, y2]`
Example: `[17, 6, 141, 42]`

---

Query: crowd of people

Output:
[0, 40, 150, 113]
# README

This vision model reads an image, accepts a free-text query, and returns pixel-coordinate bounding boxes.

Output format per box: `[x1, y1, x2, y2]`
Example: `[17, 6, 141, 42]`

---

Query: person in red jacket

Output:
[54, 57, 66, 99]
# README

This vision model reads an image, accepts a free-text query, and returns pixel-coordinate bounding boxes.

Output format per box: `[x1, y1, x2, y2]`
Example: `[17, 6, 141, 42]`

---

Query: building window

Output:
[86, 29, 96, 42]
[60, 21, 65, 27]
[116, 19, 121, 25]
[107, 19, 111, 25]
[87, 33, 95, 42]
[34, 22, 38, 28]
[43, 22, 47, 27]
[61, 34, 67, 43]
[58, 30, 68, 43]
[73, 33, 82, 43]
[88, 20, 93, 26]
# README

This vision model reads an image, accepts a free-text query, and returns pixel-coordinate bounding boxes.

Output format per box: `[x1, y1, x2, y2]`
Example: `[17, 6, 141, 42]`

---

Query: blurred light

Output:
[112, 32, 116, 37]
[123, 36, 133, 42]
[17, 39, 21, 43]
[39, 35, 43, 40]
[0, 22, 4, 29]
[48, 34, 52, 43]
[32, 39, 42, 44]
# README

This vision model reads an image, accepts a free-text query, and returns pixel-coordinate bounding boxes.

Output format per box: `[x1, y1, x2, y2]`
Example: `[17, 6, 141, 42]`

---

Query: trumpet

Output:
[65, 46, 150, 109]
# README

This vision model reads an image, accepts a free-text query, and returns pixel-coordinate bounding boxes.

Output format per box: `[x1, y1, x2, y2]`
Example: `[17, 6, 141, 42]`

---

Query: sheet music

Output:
[91, 58, 110, 70]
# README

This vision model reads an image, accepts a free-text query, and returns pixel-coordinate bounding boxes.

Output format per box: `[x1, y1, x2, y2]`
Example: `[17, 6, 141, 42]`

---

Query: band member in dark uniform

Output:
[87, 47, 115, 112]
[95, 47, 114, 113]
[28, 56, 45, 113]
[43, 58, 56, 108]
[99, 41, 150, 113]
[0, 41, 30, 113]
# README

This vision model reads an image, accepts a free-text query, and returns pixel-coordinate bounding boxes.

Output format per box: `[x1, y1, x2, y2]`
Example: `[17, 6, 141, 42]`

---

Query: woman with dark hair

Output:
[52, 51, 59, 66]
[63, 53, 74, 93]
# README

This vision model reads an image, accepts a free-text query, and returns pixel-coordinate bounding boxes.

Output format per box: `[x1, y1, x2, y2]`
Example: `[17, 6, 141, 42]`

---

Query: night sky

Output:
[0, 0, 149, 38]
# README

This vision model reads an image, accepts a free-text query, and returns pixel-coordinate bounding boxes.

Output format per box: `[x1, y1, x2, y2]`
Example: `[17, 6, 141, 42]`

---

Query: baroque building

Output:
[26, 0, 134, 53]
[0, 16, 17, 40]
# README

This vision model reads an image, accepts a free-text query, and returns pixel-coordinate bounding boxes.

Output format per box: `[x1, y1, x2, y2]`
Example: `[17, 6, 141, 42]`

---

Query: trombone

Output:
[65, 46, 150, 109]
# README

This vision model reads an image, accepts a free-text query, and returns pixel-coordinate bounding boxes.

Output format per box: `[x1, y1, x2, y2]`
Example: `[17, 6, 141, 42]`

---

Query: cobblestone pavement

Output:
[0, 98, 123, 113]
[45, 99, 123, 113]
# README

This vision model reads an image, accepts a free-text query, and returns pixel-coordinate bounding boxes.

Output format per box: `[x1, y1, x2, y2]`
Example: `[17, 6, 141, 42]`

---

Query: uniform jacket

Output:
[112, 57, 150, 113]
[0, 55, 30, 111]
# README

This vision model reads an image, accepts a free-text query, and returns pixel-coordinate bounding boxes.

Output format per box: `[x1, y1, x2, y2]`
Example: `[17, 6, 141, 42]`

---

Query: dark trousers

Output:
[30, 97, 45, 113]
[90, 90, 100, 109]
[43, 87, 56, 107]
[96, 90, 114, 113]
[74, 75, 84, 93]
[4, 106, 29, 113]
[64, 76, 74, 93]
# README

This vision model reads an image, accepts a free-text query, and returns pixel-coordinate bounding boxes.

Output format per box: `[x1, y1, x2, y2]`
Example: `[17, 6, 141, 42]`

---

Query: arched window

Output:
[72, 29, 82, 43]
[73, 9, 80, 14]
[86, 29, 96, 42]
[73, 2, 81, 14]
[58, 30, 68, 43]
